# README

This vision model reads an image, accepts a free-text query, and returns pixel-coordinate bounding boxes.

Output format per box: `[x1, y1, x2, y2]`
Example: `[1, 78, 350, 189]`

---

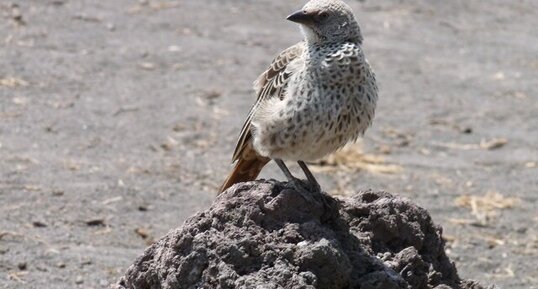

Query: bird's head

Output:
[287, 0, 363, 45]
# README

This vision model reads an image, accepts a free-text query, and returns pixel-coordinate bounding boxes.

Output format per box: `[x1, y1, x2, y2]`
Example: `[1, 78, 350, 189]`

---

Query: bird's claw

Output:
[288, 178, 331, 208]
[287, 178, 316, 203]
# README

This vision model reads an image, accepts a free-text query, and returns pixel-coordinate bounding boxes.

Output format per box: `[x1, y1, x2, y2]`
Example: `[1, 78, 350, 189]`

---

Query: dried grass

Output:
[432, 137, 508, 151]
[310, 143, 403, 175]
[455, 192, 520, 225]
[0, 77, 28, 87]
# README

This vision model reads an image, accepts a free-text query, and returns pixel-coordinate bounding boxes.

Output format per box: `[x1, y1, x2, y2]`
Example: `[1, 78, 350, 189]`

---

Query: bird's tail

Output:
[219, 146, 269, 194]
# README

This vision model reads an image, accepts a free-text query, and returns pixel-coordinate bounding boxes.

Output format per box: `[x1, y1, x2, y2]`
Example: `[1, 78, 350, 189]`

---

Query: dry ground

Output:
[0, 0, 537, 288]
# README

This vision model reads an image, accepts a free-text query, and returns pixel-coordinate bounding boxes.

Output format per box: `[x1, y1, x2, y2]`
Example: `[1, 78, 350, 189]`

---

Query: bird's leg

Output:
[274, 159, 299, 182]
[297, 160, 321, 193]
[298, 160, 333, 211]
[274, 159, 313, 202]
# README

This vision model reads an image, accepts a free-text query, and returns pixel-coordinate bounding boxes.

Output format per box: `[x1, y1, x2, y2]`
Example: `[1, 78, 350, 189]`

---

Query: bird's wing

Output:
[231, 42, 305, 162]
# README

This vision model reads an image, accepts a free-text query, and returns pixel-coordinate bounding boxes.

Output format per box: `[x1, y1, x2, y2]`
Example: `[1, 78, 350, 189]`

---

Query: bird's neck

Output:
[300, 21, 363, 46]
[300, 26, 322, 45]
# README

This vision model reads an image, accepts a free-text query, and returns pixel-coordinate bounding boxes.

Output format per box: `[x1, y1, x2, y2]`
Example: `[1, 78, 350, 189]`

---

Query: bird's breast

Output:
[251, 43, 377, 161]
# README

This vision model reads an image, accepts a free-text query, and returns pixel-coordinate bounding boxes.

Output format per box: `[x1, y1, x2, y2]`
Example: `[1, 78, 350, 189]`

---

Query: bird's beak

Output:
[286, 10, 314, 25]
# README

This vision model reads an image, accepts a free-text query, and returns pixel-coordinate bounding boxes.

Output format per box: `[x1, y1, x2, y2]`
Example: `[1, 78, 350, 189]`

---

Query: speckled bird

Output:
[219, 0, 378, 194]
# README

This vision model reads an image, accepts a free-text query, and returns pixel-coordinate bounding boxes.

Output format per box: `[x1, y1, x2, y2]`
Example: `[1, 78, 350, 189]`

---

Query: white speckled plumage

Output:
[220, 0, 378, 193]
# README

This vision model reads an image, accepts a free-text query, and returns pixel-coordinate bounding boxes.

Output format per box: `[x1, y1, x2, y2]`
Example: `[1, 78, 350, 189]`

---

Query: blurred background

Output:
[0, 0, 536, 288]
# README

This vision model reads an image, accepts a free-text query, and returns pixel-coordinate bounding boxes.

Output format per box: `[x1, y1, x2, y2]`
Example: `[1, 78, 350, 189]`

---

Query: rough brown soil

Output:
[0, 0, 537, 288]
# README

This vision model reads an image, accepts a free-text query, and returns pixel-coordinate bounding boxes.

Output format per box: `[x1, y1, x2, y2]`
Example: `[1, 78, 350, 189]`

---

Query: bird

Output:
[219, 0, 378, 194]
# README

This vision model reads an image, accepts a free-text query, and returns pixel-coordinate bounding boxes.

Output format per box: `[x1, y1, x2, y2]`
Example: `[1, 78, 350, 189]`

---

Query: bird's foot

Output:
[306, 180, 321, 194]
[303, 179, 333, 211]
[288, 178, 331, 206]
[287, 178, 316, 203]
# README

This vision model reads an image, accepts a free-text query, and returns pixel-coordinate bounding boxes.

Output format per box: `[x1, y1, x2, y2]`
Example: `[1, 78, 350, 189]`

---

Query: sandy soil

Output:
[0, 0, 536, 288]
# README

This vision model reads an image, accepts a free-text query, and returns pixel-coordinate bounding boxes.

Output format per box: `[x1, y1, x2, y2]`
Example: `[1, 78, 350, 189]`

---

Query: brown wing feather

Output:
[231, 42, 305, 162]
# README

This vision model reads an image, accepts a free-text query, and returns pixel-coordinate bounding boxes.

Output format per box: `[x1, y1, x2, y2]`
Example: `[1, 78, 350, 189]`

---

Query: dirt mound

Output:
[112, 180, 496, 289]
